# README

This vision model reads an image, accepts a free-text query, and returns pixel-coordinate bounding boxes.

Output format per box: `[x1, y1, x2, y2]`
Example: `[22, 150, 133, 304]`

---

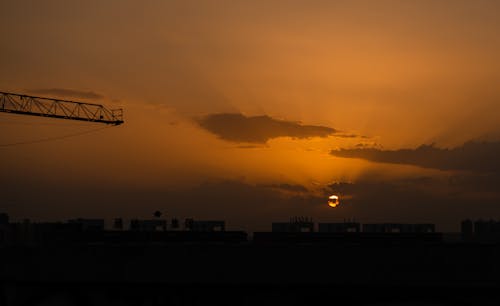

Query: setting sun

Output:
[328, 195, 339, 208]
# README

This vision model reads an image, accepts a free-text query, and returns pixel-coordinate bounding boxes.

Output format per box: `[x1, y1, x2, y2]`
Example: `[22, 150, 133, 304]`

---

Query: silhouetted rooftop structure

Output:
[362, 223, 435, 233]
[0, 213, 9, 225]
[0, 213, 10, 244]
[474, 219, 500, 234]
[254, 231, 442, 245]
[130, 219, 167, 231]
[1, 221, 84, 245]
[67, 218, 105, 231]
[461, 219, 500, 243]
[318, 222, 360, 233]
[171, 218, 180, 230]
[113, 218, 124, 230]
[0, 214, 453, 246]
[259, 220, 440, 245]
[272, 217, 314, 232]
[186, 219, 225, 232]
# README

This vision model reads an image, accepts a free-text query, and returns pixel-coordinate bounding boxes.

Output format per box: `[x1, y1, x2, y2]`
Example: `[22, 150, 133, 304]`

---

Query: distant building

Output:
[411, 224, 436, 233]
[272, 217, 314, 232]
[461, 219, 473, 239]
[0, 221, 83, 245]
[474, 219, 500, 234]
[113, 218, 124, 230]
[318, 222, 360, 233]
[130, 219, 167, 231]
[0, 213, 9, 225]
[186, 219, 225, 232]
[170, 218, 180, 230]
[462, 219, 500, 242]
[362, 223, 435, 233]
[362, 224, 386, 233]
[68, 218, 105, 231]
[0, 213, 10, 244]
[184, 218, 194, 230]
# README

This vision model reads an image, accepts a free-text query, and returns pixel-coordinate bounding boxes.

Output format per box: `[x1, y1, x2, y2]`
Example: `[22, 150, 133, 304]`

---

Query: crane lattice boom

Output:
[0, 91, 123, 125]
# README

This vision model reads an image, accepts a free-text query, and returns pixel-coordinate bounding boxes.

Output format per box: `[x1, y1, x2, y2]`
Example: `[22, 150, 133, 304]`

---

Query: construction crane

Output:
[0, 91, 123, 125]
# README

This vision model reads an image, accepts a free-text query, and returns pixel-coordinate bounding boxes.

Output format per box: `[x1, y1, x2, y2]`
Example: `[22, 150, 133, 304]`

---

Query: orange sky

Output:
[1, 1, 500, 231]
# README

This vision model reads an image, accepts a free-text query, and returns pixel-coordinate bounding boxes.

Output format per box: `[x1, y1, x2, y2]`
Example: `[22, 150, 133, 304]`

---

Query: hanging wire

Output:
[0, 113, 97, 127]
[0, 125, 115, 147]
[0, 119, 93, 127]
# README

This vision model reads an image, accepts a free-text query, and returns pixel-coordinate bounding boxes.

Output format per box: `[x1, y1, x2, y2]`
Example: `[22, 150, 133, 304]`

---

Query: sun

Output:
[328, 195, 339, 208]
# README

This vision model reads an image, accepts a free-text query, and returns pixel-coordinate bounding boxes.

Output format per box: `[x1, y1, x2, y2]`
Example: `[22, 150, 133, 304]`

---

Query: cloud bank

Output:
[331, 141, 500, 172]
[198, 113, 336, 143]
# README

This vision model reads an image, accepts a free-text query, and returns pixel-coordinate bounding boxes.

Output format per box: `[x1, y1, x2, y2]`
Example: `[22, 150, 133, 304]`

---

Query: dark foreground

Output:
[2, 243, 500, 305]
[3, 282, 499, 306]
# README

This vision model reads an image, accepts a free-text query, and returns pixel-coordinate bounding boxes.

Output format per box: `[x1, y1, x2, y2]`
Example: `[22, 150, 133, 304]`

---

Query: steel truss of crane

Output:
[0, 91, 124, 125]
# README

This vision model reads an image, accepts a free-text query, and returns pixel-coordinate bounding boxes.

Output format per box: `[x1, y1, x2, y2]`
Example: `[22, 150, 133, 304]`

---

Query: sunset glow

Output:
[1, 1, 500, 233]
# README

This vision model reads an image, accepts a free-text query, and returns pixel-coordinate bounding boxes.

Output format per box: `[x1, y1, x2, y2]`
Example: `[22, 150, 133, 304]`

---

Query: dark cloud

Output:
[331, 141, 500, 172]
[334, 133, 369, 139]
[197, 113, 336, 143]
[259, 183, 309, 193]
[28, 88, 104, 100]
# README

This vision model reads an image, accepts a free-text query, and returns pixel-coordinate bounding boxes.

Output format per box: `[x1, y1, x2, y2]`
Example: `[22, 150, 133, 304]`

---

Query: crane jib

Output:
[0, 91, 124, 125]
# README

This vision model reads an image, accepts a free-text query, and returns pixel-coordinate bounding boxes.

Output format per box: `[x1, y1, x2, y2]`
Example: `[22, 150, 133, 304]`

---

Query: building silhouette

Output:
[185, 219, 225, 232]
[272, 217, 314, 232]
[362, 223, 435, 233]
[461, 219, 500, 242]
[113, 218, 124, 230]
[130, 219, 167, 231]
[318, 222, 360, 233]
[67, 218, 105, 231]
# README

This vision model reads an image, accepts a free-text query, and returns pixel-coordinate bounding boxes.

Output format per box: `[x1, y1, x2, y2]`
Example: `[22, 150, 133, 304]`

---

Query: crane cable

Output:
[0, 125, 115, 147]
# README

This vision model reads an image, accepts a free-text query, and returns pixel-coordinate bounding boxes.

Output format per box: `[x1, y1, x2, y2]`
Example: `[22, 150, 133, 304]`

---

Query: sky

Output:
[1, 0, 500, 232]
